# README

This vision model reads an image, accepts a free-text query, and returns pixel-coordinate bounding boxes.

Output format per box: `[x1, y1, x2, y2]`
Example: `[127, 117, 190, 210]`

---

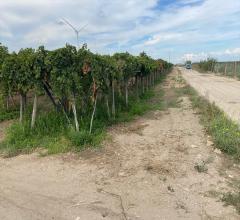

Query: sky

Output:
[0, 0, 240, 63]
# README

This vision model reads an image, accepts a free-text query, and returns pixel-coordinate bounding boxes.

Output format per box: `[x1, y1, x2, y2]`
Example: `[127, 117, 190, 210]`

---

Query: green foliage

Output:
[33, 46, 49, 89]
[222, 192, 240, 214]
[113, 52, 138, 81]
[1, 53, 19, 94]
[208, 112, 240, 157]
[0, 90, 18, 122]
[67, 129, 105, 150]
[117, 96, 152, 122]
[0, 72, 169, 157]
[0, 43, 8, 84]
[198, 58, 217, 72]
[47, 44, 79, 98]
[180, 85, 240, 161]
[17, 48, 35, 94]
[0, 43, 8, 78]
[0, 43, 172, 156]
[0, 112, 68, 155]
[0, 109, 18, 122]
[31, 111, 69, 135]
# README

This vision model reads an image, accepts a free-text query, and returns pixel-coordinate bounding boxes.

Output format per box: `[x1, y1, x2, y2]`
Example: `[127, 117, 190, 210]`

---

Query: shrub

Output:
[199, 58, 217, 72]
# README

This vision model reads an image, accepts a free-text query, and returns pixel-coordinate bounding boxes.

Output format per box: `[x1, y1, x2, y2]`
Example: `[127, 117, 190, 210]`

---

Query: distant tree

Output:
[0, 43, 9, 108]
[0, 43, 8, 67]
[199, 58, 217, 72]
[47, 44, 79, 129]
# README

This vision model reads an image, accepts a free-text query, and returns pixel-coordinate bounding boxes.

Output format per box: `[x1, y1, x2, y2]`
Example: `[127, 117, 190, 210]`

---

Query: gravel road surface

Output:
[180, 67, 240, 124]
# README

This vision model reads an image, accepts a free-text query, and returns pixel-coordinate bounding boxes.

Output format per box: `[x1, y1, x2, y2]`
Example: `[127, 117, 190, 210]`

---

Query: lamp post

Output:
[58, 18, 88, 49]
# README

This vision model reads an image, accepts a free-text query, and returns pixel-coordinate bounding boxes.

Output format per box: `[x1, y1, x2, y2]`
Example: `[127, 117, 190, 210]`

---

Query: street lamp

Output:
[58, 18, 88, 49]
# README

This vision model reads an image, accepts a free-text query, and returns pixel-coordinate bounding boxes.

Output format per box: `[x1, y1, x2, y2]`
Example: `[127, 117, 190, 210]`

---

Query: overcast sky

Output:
[0, 0, 240, 63]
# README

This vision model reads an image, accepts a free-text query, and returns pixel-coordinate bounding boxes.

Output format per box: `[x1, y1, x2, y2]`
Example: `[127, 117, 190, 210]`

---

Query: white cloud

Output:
[0, 0, 239, 63]
[145, 33, 183, 45]
[182, 52, 208, 62]
[182, 48, 240, 62]
[224, 48, 240, 56]
[23, 23, 72, 46]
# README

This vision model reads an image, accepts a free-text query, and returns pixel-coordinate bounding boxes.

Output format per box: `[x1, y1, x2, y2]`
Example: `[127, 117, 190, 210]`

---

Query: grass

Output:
[0, 94, 19, 122]
[222, 179, 240, 213]
[174, 78, 240, 213]
[222, 192, 240, 214]
[0, 109, 18, 122]
[175, 85, 240, 161]
[116, 89, 165, 122]
[0, 110, 109, 157]
[1, 112, 69, 156]
[0, 74, 167, 157]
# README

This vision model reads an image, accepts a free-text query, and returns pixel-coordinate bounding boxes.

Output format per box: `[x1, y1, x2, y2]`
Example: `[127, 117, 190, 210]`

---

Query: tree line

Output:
[198, 58, 217, 72]
[0, 43, 172, 133]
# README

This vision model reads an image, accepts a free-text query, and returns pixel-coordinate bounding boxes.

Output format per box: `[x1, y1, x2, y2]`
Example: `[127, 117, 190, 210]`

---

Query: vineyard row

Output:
[0, 43, 172, 133]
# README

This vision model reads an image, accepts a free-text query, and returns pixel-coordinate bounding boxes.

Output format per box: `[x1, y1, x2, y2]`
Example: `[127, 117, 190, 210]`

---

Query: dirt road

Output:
[0, 69, 239, 220]
[179, 67, 240, 124]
